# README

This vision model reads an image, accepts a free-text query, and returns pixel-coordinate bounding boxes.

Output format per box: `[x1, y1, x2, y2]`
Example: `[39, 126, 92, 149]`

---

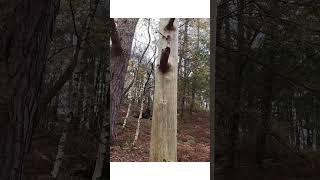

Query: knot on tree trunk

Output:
[158, 47, 171, 73]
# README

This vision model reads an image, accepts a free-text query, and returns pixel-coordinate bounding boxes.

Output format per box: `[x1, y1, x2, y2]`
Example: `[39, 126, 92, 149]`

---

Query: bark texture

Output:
[110, 18, 138, 141]
[0, 0, 56, 179]
[150, 18, 178, 162]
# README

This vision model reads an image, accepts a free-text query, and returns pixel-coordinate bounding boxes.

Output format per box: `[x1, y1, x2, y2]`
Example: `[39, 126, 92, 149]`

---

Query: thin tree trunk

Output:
[122, 98, 132, 128]
[228, 0, 245, 167]
[180, 19, 189, 116]
[190, 19, 201, 114]
[256, 0, 279, 165]
[133, 97, 144, 146]
[50, 117, 70, 179]
[50, 45, 75, 179]
[133, 61, 153, 145]
[92, 118, 108, 179]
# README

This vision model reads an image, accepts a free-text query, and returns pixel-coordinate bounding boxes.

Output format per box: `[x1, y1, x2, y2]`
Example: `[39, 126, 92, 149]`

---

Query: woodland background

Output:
[1, 0, 320, 179]
[215, 0, 320, 180]
[1, 0, 110, 179]
[110, 18, 210, 162]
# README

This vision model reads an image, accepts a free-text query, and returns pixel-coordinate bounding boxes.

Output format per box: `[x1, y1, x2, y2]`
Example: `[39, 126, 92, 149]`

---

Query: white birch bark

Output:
[132, 96, 144, 146]
[122, 91, 132, 128]
[150, 18, 178, 162]
[122, 101, 132, 128]
[50, 130, 66, 179]
[50, 117, 70, 179]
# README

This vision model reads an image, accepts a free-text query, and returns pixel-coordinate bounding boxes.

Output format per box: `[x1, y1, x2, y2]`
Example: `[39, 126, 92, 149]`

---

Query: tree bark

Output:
[92, 48, 110, 180]
[228, 0, 245, 168]
[150, 18, 178, 162]
[211, 1, 217, 179]
[122, 99, 132, 128]
[189, 19, 201, 114]
[180, 19, 189, 116]
[0, 0, 56, 179]
[110, 18, 138, 142]
[256, 0, 278, 166]
[50, 117, 70, 179]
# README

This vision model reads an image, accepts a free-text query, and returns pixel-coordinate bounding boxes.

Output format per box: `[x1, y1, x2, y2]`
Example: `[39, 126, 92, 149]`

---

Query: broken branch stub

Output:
[165, 18, 175, 31]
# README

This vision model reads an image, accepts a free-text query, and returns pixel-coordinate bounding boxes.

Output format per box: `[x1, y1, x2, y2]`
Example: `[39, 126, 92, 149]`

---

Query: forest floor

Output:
[23, 128, 99, 180]
[22, 108, 209, 179]
[215, 139, 320, 180]
[111, 106, 210, 162]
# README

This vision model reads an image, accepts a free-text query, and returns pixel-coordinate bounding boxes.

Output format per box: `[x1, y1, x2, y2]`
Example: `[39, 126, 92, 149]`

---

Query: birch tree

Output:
[150, 18, 179, 162]
[133, 67, 152, 146]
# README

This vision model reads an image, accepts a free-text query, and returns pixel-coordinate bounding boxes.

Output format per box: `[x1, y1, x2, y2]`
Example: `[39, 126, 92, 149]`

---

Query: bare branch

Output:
[69, 0, 79, 38]
[40, 0, 100, 107]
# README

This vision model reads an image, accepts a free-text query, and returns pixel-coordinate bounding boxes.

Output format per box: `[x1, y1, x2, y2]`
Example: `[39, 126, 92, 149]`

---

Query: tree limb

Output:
[40, 0, 100, 108]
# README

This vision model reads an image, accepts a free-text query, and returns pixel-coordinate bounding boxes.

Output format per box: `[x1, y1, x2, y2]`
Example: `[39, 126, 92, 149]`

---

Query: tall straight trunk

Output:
[305, 108, 312, 149]
[110, 18, 138, 142]
[133, 63, 152, 145]
[211, 1, 217, 179]
[122, 99, 132, 128]
[92, 42, 110, 180]
[256, 61, 273, 165]
[256, 0, 279, 165]
[315, 99, 320, 149]
[133, 96, 144, 146]
[190, 86, 196, 114]
[50, 117, 70, 179]
[180, 19, 189, 116]
[150, 18, 178, 162]
[228, 0, 245, 167]
[0, 1, 56, 179]
[222, 0, 232, 143]
[92, 112, 108, 180]
[50, 39, 76, 179]
[190, 19, 200, 114]
[297, 106, 302, 149]
[289, 95, 295, 147]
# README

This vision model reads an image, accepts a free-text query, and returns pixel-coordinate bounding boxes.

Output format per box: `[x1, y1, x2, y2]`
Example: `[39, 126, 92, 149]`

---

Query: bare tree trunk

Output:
[150, 18, 178, 162]
[133, 60, 153, 145]
[180, 19, 189, 116]
[92, 74, 109, 179]
[190, 19, 201, 115]
[50, 117, 70, 179]
[0, 0, 57, 179]
[133, 96, 144, 146]
[92, 13, 110, 177]
[122, 99, 132, 128]
[256, 0, 278, 166]
[110, 18, 138, 142]
[211, 1, 217, 177]
[50, 38, 76, 178]
[92, 116, 108, 179]
[228, 0, 245, 168]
